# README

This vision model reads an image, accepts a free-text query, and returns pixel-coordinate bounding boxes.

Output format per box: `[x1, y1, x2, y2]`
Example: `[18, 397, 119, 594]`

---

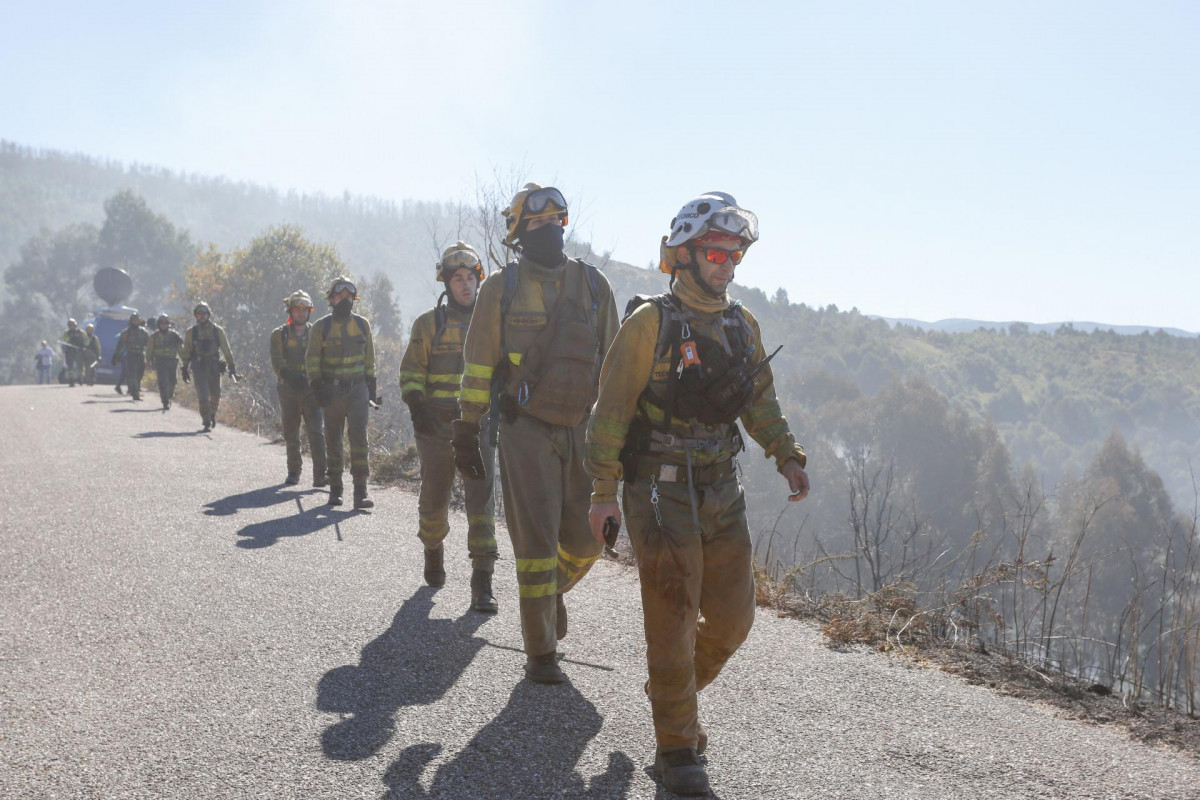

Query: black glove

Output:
[181, 366, 190, 383]
[310, 378, 332, 407]
[366, 376, 379, 404]
[281, 368, 308, 392]
[404, 391, 438, 435]
[451, 420, 486, 481]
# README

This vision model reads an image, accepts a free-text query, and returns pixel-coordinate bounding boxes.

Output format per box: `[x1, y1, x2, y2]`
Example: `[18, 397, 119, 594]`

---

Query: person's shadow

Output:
[204, 484, 316, 517]
[318, 587, 495, 762]
[381, 679, 635, 799]
[236, 499, 353, 549]
[134, 430, 204, 439]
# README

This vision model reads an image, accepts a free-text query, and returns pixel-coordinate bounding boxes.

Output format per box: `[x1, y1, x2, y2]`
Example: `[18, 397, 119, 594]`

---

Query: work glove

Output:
[404, 391, 438, 436]
[180, 366, 190, 383]
[366, 376, 379, 405]
[310, 378, 332, 407]
[451, 420, 486, 481]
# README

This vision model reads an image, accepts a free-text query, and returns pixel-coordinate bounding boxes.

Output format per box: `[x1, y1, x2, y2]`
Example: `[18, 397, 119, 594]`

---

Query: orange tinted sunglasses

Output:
[699, 247, 744, 266]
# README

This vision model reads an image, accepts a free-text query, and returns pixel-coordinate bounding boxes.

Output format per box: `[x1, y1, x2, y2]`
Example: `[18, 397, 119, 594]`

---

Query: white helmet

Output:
[664, 192, 759, 247]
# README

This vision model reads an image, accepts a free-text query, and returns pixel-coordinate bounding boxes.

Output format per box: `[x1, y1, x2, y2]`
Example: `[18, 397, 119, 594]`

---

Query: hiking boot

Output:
[470, 569, 498, 613]
[654, 749, 709, 796]
[285, 473, 300, 486]
[313, 472, 329, 488]
[353, 483, 374, 509]
[328, 484, 344, 507]
[524, 652, 566, 684]
[115, 385, 123, 395]
[423, 547, 445, 588]
[556, 593, 568, 640]
[202, 422, 212, 433]
[69, 380, 75, 387]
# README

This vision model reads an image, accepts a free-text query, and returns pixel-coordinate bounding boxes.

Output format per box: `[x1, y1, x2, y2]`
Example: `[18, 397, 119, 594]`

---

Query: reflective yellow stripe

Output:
[464, 363, 494, 379]
[519, 581, 557, 598]
[427, 373, 462, 384]
[508, 352, 522, 365]
[430, 389, 459, 399]
[558, 545, 600, 570]
[461, 388, 491, 404]
[467, 514, 494, 527]
[516, 556, 557, 573]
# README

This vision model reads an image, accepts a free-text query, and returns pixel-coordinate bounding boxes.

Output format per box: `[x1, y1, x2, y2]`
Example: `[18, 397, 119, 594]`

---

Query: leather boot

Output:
[353, 482, 374, 509]
[654, 749, 709, 796]
[423, 546, 445, 587]
[555, 593, 568, 640]
[328, 482, 344, 507]
[470, 569, 498, 613]
[524, 651, 566, 684]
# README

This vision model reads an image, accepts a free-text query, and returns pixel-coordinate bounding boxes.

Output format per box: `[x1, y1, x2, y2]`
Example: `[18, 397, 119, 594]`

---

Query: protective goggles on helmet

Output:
[441, 250, 481, 270]
[707, 208, 759, 244]
[523, 187, 568, 217]
[330, 280, 357, 298]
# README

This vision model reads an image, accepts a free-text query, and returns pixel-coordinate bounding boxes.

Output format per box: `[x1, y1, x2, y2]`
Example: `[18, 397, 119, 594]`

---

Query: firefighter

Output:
[180, 302, 238, 431]
[401, 242, 498, 612]
[306, 277, 378, 510]
[585, 193, 809, 796]
[82, 323, 101, 386]
[270, 291, 327, 487]
[454, 183, 619, 683]
[60, 318, 87, 387]
[146, 314, 184, 410]
[113, 314, 150, 401]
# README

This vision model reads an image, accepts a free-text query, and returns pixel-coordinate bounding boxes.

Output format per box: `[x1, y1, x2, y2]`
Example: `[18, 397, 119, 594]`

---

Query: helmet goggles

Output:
[523, 187, 568, 217]
[707, 208, 759, 244]
[441, 250, 481, 270]
[331, 280, 357, 298]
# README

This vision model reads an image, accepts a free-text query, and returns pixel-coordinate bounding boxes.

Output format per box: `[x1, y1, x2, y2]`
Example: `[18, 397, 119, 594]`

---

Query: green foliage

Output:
[97, 189, 194, 308]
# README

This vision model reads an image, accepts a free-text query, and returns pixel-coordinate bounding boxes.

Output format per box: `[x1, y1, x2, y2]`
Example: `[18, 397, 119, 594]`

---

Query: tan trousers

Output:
[623, 470, 755, 753]
[323, 381, 369, 485]
[498, 412, 602, 657]
[416, 415, 498, 569]
[192, 357, 222, 423]
[278, 385, 327, 478]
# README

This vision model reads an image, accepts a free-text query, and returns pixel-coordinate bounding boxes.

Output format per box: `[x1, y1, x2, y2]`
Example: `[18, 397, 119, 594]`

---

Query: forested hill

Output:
[4, 140, 1199, 509]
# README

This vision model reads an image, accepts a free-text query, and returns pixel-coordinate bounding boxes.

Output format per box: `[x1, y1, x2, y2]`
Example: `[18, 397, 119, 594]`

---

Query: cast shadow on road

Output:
[109, 407, 163, 413]
[380, 679, 635, 799]
[318, 586, 498, 763]
[133, 430, 205, 439]
[235, 497, 354, 549]
[205, 483, 319, 517]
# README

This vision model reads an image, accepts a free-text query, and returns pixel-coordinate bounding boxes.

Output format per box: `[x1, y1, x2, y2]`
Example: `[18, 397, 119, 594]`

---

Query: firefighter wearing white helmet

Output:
[585, 192, 809, 797]
[455, 182, 620, 682]
[306, 276, 377, 509]
[181, 301, 237, 431]
[271, 290, 327, 486]
[400, 241, 499, 611]
[146, 313, 184, 409]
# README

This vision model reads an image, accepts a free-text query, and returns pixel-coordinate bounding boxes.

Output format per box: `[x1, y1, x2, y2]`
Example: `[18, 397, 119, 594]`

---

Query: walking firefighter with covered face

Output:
[401, 242, 499, 613]
[454, 183, 619, 684]
[271, 291, 328, 487]
[180, 302, 238, 431]
[585, 192, 810, 797]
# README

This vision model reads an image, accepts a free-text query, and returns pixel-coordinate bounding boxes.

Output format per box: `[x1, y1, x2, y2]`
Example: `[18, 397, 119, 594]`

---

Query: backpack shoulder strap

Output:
[281, 324, 289, 349]
[323, 315, 333, 339]
[576, 260, 601, 313]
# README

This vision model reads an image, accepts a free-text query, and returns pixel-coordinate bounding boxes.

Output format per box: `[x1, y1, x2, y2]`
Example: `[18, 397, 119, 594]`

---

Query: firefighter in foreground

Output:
[146, 314, 184, 410]
[181, 302, 238, 431]
[306, 277, 378, 509]
[585, 193, 809, 796]
[271, 291, 327, 487]
[455, 184, 619, 683]
[401, 242, 498, 612]
[82, 323, 101, 386]
[113, 314, 149, 401]
[60, 318, 87, 387]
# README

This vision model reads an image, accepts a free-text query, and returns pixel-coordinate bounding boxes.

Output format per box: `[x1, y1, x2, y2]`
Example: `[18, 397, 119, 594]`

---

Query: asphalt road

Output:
[3, 383, 1199, 800]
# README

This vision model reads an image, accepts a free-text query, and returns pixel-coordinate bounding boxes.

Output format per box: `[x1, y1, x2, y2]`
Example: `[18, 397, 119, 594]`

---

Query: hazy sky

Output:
[4, 1, 1197, 328]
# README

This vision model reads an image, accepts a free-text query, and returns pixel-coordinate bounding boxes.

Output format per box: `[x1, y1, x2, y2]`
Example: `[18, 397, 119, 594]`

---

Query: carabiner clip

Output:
[517, 380, 530, 407]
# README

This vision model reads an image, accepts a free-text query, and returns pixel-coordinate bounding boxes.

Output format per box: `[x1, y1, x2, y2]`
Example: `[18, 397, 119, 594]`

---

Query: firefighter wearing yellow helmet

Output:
[113, 313, 150, 401]
[271, 290, 327, 486]
[305, 277, 377, 509]
[455, 183, 620, 682]
[145, 313, 184, 409]
[81, 323, 101, 386]
[181, 301, 238, 431]
[400, 242, 499, 612]
[585, 192, 810, 797]
[60, 318, 87, 387]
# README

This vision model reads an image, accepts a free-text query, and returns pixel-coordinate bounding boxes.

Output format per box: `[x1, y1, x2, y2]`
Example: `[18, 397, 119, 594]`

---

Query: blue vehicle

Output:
[83, 268, 136, 385]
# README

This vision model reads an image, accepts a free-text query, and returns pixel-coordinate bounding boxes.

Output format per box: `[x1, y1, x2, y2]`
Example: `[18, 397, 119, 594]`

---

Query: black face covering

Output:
[333, 298, 354, 318]
[519, 223, 566, 266]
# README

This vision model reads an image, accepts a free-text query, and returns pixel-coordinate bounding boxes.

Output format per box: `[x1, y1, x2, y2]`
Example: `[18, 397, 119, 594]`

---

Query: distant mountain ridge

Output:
[871, 316, 1199, 338]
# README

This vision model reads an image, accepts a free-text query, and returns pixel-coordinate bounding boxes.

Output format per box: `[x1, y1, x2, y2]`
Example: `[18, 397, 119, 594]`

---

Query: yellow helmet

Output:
[502, 183, 568, 246]
[326, 276, 358, 301]
[437, 241, 485, 284]
[284, 290, 314, 311]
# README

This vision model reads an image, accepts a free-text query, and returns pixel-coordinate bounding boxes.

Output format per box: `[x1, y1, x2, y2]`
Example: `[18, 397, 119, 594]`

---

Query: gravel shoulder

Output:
[2, 384, 1198, 800]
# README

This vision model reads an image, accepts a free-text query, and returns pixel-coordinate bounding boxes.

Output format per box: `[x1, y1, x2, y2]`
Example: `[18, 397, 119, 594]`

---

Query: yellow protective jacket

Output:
[585, 270, 805, 504]
[84, 333, 101, 360]
[305, 312, 375, 383]
[181, 322, 235, 371]
[270, 321, 312, 377]
[401, 303, 471, 414]
[458, 256, 619, 427]
[146, 329, 184, 361]
[120, 326, 150, 356]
